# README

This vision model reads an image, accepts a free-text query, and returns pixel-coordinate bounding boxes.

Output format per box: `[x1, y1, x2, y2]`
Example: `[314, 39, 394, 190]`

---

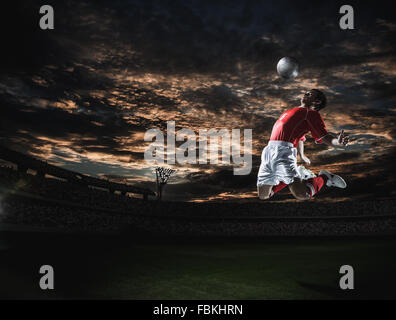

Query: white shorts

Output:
[257, 141, 300, 187]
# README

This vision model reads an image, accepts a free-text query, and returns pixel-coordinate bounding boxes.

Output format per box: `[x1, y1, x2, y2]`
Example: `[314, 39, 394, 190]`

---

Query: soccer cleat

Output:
[319, 170, 347, 189]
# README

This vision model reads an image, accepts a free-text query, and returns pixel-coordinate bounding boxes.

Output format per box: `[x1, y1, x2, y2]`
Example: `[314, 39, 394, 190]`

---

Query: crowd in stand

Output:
[1, 165, 396, 236]
[2, 198, 395, 236]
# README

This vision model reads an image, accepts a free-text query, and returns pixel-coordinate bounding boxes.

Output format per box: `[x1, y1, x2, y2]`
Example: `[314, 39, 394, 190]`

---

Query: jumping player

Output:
[257, 89, 349, 200]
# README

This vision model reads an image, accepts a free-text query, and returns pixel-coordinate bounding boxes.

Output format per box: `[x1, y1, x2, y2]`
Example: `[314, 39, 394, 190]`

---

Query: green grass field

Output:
[1, 232, 396, 299]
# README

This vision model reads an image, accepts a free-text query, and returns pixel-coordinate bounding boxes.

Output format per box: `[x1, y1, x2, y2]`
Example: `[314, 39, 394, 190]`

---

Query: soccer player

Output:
[257, 89, 349, 200]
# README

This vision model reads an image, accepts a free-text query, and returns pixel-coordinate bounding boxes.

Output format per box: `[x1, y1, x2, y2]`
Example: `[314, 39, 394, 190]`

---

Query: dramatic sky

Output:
[1, 0, 396, 202]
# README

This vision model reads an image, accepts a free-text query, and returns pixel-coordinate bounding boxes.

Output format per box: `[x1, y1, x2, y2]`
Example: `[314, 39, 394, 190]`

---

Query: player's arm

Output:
[321, 130, 349, 147]
[308, 111, 349, 148]
[297, 139, 311, 165]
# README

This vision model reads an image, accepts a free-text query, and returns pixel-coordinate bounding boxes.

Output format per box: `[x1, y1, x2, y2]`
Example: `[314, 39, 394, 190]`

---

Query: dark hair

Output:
[311, 89, 327, 111]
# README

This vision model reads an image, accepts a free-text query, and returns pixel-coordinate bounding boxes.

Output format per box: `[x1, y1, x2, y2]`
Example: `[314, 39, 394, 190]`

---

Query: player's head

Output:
[301, 89, 327, 111]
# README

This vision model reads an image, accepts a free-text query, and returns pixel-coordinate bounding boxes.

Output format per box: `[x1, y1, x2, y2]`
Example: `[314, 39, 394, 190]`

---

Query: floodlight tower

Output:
[155, 167, 175, 200]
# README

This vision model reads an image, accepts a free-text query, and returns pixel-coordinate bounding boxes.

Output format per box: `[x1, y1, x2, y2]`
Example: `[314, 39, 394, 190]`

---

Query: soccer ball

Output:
[277, 57, 299, 79]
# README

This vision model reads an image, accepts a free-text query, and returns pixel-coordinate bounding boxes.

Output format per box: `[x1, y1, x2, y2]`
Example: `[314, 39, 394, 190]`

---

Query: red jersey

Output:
[270, 107, 328, 147]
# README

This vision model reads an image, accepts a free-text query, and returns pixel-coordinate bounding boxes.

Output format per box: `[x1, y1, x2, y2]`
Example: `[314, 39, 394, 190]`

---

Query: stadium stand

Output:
[1, 145, 396, 236]
[0, 145, 155, 199]
[1, 194, 396, 235]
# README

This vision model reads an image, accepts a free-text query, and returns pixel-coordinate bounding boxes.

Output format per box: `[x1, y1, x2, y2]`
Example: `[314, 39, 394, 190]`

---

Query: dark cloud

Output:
[187, 167, 258, 189]
[1, 0, 396, 201]
[314, 152, 361, 166]
[182, 85, 243, 112]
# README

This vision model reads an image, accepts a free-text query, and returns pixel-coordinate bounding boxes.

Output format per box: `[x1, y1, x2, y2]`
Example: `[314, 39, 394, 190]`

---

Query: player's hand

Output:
[301, 155, 311, 165]
[337, 130, 349, 146]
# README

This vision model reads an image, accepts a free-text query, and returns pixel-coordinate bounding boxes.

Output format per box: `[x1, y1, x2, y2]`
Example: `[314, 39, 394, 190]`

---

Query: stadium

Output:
[2, 0, 396, 301]
[1, 146, 396, 299]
